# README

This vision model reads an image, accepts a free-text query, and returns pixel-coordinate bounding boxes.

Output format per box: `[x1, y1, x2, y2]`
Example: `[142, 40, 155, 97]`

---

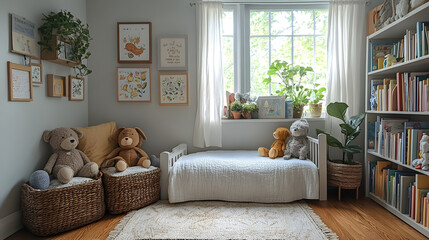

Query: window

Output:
[222, 4, 328, 98]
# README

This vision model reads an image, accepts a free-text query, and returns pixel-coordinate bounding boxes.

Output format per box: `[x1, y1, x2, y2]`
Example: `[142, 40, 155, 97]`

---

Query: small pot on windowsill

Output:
[243, 112, 251, 119]
[309, 103, 323, 118]
[293, 104, 305, 118]
[231, 111, 242, 119]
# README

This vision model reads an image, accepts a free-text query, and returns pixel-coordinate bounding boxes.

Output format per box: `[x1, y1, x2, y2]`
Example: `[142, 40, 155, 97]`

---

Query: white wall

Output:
[86, 0, 325, 156]
[0, 1, 88, 238]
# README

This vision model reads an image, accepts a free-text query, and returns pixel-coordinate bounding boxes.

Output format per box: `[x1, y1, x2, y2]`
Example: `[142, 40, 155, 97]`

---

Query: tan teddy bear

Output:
[104, 127, 151, 172]
[258, 127, 291, 159]
[43, 128, 99, 184]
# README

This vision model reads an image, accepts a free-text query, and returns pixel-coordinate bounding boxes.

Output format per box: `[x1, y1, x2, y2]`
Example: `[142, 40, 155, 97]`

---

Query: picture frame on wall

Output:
[30, 57, 42, 85]
[117, 66, 151, 102]
[47, 74, 67, 97]
[257, 96, 285, 119]
[7, 62, 33, 102]
[117, 22, 152, 63]
[10, 13, 37, 58]
[69, 76, 84, 101]
[159, 72, 189, 105]
[158, 35, 188, 70]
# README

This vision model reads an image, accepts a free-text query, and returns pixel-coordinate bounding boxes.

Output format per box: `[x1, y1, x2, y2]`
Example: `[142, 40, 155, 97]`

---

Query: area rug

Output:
[107, 201, 338, 240]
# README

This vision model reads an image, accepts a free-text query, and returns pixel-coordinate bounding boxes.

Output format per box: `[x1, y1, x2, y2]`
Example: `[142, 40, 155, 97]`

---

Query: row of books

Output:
[369, 21, 429, 72]
[368, 119, 429, 165]
[369, 72, 429, 112]
[369, 161, 429, 227]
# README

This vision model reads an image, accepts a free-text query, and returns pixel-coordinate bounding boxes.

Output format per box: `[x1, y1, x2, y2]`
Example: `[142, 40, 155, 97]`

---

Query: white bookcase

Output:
[364, 2, 429, 237]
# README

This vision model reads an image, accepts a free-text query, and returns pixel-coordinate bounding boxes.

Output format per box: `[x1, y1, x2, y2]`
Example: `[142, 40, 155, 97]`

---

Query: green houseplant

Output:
[230, 101, 244, 119]
[316, 102, 366, 199]
[38, 10, 92, 77]
[309, 84, 326, 118]
[263, 60, 313, 118]
[242, 102, 259, 119]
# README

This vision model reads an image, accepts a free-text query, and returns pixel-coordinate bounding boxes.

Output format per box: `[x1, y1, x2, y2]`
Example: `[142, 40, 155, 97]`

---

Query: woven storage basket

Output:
[102, 167, 161, 214]
[21, 173, 105, 236]
[327, 160, 362, 189]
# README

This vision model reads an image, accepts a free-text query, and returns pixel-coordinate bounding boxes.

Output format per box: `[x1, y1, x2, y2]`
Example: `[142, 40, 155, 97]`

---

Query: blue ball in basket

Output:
[29, 170, 50, 190]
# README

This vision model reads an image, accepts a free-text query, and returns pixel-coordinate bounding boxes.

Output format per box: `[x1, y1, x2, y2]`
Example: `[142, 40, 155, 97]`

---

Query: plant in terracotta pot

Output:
[38, 10, 92, 77]
[309, 84, 326, 118]
[316, 102, 366, 200]
[230, 101, 244, 119]
[263, 60, 313, 118]
[242, 102, 259, 119]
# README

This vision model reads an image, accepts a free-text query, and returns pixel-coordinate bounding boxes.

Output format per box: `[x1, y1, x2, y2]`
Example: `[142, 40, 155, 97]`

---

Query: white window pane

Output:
[222, 11, 234, 35]
[271, 11, 292, 35]
[293, 11, 314, 35]
[315, 36, 327, 72]
[223, 37, 234, 93]
[250, 11, 269, 36]
[315, 10, 328, 35]
[271, 37, 292, 64]
[250, 37, 269, 96]
[293, 36, 314, 67]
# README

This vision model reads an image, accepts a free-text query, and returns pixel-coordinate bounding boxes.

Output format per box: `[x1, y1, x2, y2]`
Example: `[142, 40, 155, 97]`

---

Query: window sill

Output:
[222, 117, 325, 124]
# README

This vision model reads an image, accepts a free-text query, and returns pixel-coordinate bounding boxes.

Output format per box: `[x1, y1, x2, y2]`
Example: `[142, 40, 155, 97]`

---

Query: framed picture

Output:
[10, 13, 36, 57]
[47, 74, 67, 97]
[117, 22, 152, 63]
[65, 42, 74, 61]
[158, 35, 188, 70]
[69, 76, 84, 101]
[57, 40, 66, 59]
[7, 62, 33, 101]
[159, 72, 189, 105]
[30, 57, 42, 84]
[257, 96, 285, 119]
[117, 66, 151, 102]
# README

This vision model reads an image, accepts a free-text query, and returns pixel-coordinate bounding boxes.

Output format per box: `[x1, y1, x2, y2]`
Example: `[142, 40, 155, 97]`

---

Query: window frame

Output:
[223, 3, 329, 95]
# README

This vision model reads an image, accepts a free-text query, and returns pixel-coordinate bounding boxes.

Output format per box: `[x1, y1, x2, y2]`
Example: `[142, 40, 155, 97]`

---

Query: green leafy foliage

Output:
[38, 10, 92, 77]
[230, 101, 244, 111]
[316, 102, 366, 164]
[263, 60, 313, 109]
[242, 102, 259, 114]
[309, 84, 326, 104]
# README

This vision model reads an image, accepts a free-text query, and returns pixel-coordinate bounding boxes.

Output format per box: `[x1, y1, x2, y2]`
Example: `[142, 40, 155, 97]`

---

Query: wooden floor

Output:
[7, 189, 427, 240]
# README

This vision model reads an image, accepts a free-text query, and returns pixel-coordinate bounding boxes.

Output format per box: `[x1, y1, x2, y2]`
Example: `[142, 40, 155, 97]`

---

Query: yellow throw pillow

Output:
[77, 122, 117, 167]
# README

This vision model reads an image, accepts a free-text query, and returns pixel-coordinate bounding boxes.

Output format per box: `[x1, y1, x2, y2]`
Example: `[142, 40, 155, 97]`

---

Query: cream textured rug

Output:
[107, 201, 338, 240]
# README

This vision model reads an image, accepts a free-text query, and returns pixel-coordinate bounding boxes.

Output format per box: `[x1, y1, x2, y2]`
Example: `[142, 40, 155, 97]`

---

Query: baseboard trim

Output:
[0, 211, 22, 240]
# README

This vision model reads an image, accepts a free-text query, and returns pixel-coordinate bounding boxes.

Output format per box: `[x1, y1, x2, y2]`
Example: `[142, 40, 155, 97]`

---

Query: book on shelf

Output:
[369, 42, 395, 71]
[376, 118, 408, 158]
[375, 161, 392, 198]
[368, 122, 376, 151]
[400, 175, 416, 214]
[416, 22, 429, 58]
[403, 122, 429, 165]
[415, 174, 429, 223]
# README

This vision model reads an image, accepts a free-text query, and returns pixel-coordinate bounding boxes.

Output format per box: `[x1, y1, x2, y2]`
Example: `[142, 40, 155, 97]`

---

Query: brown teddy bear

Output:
[258, 127, 291, 159]
[104, 127, 151, 172]
[43, 128, 99, 184]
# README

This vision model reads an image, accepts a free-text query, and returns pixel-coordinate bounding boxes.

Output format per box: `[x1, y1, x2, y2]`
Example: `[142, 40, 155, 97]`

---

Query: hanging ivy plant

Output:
[38, 10, 92, 77]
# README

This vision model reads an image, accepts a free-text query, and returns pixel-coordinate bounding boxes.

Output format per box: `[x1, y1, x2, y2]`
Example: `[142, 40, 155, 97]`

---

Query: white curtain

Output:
[193, 1, 224, 148]
[325, 0, 366, 138]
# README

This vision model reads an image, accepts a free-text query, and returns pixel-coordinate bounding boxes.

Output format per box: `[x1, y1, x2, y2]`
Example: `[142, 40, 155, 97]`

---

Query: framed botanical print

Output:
[47, 74, 67, 97]
[69, 76, 84, 101]
[117, 66, 151, 102]
[159, 72, 189, 105]
[8, 62, 33, 101]
[117, 22, 152, 63]
[30, 57, 42, 84]
[257, 96, 285, 119]
[158, 35, 188, 70]
[10, 13, 37, 57]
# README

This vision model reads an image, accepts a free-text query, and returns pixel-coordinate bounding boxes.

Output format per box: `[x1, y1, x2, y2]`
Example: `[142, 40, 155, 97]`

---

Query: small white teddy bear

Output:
[412, 134, 429, 170]
[284, 119, 310, 160]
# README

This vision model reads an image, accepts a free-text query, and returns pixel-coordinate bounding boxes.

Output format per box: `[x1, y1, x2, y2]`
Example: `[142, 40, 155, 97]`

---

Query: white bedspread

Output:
[168, 150, 319, 203]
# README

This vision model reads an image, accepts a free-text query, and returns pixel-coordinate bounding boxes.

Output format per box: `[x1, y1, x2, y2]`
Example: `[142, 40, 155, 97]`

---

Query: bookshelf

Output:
[365, 2, 429, 237]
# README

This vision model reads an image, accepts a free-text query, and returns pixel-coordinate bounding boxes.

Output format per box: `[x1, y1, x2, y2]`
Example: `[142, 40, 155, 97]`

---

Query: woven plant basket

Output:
[102, 168, 161, 214]
[327, 160, 362, 189]
[21, 172, 105, 236]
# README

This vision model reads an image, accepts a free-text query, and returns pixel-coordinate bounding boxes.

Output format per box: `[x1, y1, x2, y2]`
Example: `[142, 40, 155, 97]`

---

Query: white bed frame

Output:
[160, 134, 327, 201]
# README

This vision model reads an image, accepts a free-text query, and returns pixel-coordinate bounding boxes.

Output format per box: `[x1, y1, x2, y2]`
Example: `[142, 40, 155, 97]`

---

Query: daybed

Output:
[160, 134, 327, 203]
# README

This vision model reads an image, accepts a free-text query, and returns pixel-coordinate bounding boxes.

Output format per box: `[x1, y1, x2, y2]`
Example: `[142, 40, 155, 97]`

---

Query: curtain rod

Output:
[189, 0, 368, 6]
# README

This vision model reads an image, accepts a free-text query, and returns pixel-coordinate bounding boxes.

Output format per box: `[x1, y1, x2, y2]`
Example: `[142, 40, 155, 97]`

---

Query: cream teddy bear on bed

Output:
[284, 119, 310, 160]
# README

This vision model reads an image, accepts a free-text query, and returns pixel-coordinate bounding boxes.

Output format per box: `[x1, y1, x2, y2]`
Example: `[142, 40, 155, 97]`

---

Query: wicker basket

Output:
[327, 160, 362, 189]
[102, 168, 161, 214]
[21, 173, 105, 236]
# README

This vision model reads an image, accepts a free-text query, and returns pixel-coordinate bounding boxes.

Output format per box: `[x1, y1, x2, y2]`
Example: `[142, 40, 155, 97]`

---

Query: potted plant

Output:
[242, 102, 259, 119]
[309, 84, 326, 118]
[230, 101, 244, 119]
[316, 102, 366, 199]
[263, 60, 313, 118]
[38, 10, 92, 77]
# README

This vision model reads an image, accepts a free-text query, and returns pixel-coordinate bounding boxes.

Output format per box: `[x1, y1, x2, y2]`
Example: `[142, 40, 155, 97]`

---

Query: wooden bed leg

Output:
[338, 186, 341, 200]
[356, 187, 359, 200]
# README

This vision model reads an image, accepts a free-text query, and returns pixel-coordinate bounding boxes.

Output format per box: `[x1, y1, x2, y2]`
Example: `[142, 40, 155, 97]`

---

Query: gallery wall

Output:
[0, 0, 88, 238]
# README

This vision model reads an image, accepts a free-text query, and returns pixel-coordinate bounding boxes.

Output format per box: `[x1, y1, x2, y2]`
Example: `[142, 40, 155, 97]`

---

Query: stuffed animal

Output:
[258, 127, 291, 159]
[395, 0, 409, 20]
[284, 119, 310, 160]
[104, 127, 151, 172]
[29, 170, 50, 190]
[150, 155, 160, 168]
[43, 128, 99, 184]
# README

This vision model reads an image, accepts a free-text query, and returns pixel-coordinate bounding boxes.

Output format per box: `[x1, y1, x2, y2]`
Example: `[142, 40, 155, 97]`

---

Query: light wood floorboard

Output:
[6, 189, 427, 240]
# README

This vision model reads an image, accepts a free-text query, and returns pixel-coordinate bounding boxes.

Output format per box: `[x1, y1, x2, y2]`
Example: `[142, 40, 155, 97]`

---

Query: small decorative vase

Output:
[231, 111, 242, 119]
[251, 112, 258, 119]
[293, 104, 305, 118]
[309, 103, 323, 117]
[244, 112, 251, 119]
